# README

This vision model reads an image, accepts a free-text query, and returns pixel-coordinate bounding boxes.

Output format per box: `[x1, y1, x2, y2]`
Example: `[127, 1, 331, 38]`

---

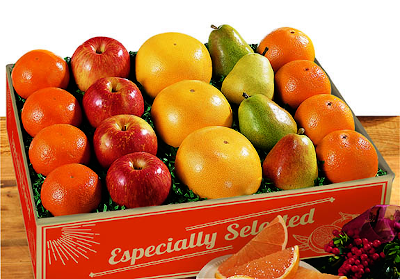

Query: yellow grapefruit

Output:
[151, 80, 232, 147]
[175, 126, 262, 199]
[135, 32, 212, 98]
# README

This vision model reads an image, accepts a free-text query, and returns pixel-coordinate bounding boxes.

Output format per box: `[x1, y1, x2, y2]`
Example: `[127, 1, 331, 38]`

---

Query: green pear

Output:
[221, 53, 274, 105]
[262, 129, 318, 190]
[238, 93, 297, 151]
[208, 24, 254, 79]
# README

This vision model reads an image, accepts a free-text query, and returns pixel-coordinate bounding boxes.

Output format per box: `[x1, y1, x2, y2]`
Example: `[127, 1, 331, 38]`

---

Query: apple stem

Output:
[111, 83, 119, 92]
[298, 128, 305, 135]
[242, 92, 250, 99]
[122, 125, 127, 131]
[211, 24, 218, 30]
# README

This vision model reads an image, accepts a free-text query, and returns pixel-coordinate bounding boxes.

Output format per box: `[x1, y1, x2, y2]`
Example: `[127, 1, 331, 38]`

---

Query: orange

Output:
[316, 130, 378, 184]
[294, 95, 355, 146]
[175, 126, 262, 199]
[257, 27, 315, 72]
[275, 60, 331, 109]
[227, 276, 255, 279]
[41, 163, 101, 216]
[135, 32, 212, 98]
[11, 49, 70, 99]
[216, 246, 300, 279]
[293, 266, 348, 279]
[218, 215, 288, 275]
[29, 124, 91, 176]
[21, 87, 82, 137]
[151, 80, 233, 147]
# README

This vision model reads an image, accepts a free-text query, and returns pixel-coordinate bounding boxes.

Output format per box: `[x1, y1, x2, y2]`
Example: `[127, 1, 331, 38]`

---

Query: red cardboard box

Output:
[6, 62, 395, 279]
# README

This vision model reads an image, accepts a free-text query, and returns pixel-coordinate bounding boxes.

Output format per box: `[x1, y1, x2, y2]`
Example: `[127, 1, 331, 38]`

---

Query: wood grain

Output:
[1, 116, 399, 279]
[357, 116, 399, 204]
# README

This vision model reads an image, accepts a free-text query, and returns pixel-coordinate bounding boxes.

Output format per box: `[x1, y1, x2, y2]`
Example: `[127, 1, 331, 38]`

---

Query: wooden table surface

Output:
[1, 116, 399, 279]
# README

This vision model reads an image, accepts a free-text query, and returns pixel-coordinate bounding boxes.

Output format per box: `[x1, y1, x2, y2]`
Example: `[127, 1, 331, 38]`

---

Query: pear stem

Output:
[298, 128, 305, 135]
[211, 24, 218, 30]
[262, 46, 269, 56]
[242, 92, 250, 99]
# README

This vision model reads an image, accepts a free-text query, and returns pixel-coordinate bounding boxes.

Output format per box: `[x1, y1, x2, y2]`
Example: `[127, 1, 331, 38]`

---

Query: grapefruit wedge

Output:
[217, 218, 288, 274]
[217, 245, 300, 279]
[292, 266, 348, 279]
[217, 215, 288, 276]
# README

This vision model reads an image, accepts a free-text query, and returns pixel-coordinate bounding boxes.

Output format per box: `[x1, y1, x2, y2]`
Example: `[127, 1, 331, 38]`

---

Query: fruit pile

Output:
[10, 25, 383, 217]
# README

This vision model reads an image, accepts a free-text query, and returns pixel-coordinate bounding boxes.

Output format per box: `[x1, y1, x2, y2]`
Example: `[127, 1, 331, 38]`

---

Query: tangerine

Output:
[216, 246, 300, 279]
[218, 215, 288, 275]
[257, 27, 315, 72]
[135, 32, 212, 98]
[294, 94, 355, 146]
[41, 163, 101, 216]
[11, 49, 70, 99]
[21, 87, 82, 137]
[175, 126, 262, 199]
[316, 130, 378, 184]
[151, 80, 233, 147]
[29, 124, 91, 176]
[275, 60, 331, 110]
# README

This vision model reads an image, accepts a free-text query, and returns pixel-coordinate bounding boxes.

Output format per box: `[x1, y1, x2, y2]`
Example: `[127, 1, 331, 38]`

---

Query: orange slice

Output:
[218, 215, 288, 275]
[217, 246, 300, 279]
[292, 266, 348, 279]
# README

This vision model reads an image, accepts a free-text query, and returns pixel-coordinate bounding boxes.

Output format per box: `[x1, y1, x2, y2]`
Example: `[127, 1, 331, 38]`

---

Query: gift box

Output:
[6, 58, 395, 279]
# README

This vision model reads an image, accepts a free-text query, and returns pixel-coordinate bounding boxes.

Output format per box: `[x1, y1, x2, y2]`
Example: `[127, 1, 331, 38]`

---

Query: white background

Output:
[1, 0, 399, 117]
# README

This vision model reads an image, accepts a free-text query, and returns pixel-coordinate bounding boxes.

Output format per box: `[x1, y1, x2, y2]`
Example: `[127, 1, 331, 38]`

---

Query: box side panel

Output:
[36, 225, 43, 279]
[6, 65, 38, 278]
[41, 179, 390, 279]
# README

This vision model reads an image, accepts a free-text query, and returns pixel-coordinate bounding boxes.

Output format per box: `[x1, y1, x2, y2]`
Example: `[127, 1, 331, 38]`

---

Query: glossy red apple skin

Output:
[83, 77, 144, 128]
[71, 36, 130, 92]
[106, 152, 172, 208]
[93, 114, 157, 169]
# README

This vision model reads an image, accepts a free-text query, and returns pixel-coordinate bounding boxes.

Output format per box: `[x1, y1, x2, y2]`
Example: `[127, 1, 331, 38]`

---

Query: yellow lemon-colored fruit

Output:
[151, 80, 233, 147]
[135, 32, 213, 98]
[175, 126, 262, 199]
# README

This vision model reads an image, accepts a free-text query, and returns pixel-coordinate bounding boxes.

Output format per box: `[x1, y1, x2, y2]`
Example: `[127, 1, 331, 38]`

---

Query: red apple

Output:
[83, 77, 144, 127]
[93, 114, 157, 169]
[106, 152, 172, 208]
[71, 36, 130, 92]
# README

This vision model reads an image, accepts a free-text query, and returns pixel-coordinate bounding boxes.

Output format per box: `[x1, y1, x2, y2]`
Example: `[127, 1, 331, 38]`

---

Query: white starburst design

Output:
[47, 224, 100, 265]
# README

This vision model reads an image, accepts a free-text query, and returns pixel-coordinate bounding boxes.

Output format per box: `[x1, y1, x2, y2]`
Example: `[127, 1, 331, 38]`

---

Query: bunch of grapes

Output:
[324, 229, 387, 278]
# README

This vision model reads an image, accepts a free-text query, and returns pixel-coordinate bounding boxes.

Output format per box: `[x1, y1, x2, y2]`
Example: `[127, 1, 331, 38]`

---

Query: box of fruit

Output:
[6, 25, 395, 279]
